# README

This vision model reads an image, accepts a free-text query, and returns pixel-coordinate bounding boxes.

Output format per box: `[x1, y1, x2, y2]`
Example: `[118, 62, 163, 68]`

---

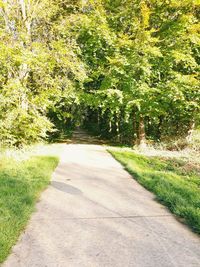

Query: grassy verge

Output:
[109, 149, 200, 234]
[0, 155, 59, 263]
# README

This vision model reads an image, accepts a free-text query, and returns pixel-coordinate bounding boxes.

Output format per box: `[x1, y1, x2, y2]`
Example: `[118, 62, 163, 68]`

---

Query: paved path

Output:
[3, 133, 200, 267]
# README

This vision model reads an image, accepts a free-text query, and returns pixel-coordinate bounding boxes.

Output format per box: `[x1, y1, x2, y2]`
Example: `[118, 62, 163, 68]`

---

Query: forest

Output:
[0, 0, 200, 147]
[0, 1, 200, 263]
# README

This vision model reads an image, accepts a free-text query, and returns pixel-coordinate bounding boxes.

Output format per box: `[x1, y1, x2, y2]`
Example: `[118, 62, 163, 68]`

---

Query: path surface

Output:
[3, 131, 200, 267]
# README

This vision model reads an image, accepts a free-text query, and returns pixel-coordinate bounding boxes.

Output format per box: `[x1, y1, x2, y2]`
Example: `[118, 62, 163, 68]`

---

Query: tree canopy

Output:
[0, 0, 199, 146]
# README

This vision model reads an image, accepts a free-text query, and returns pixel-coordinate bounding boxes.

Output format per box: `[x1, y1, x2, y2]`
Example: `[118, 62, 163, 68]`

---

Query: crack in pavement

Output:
[33, 214, 173, 221]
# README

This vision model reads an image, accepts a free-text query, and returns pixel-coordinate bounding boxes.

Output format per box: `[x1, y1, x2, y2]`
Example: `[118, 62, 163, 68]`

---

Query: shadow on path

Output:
[51, 181, 83, 195]
[69, 128, 105, 145]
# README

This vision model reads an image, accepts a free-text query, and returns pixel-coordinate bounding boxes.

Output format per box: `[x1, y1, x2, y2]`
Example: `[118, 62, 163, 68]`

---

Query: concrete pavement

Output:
[3, 141, 200, 267]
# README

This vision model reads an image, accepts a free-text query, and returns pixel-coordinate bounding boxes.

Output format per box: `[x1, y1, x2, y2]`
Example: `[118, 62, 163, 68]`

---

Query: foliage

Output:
[78, 0, 200, 144]
[0, 0, 199, 146]
[109, 148, 200, 233]
[0, 0, 86, 146]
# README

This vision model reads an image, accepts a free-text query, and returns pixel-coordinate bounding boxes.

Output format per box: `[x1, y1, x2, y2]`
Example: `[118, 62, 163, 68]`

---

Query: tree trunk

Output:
[137, 115, 146, 148]
[115, 112, 120, 142]
[132, 110, 137, 145]
[18, 0, 32, 110]
[109, 120, 112, 133]
[19, 0, 31, 37]
[186, 121, 195, 143]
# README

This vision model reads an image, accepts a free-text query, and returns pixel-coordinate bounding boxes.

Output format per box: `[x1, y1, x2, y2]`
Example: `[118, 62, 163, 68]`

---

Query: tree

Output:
[77, 0, 200, 145]
[0, 0, 87, 146]
[0, 0, 199, 147]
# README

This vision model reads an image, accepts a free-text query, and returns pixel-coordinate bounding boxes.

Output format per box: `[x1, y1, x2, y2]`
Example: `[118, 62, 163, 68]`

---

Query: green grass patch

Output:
[109, 149, 200, 234]
[0, 155, 59, 263]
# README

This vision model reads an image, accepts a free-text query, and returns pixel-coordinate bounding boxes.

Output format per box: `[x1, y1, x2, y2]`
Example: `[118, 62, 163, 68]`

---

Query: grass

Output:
[109, 149, 200, 234]
[0, 155, 59, 263]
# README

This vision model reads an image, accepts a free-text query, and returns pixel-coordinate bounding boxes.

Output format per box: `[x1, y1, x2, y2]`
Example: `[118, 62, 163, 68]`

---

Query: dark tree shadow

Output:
[51, 181, 83, 195]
